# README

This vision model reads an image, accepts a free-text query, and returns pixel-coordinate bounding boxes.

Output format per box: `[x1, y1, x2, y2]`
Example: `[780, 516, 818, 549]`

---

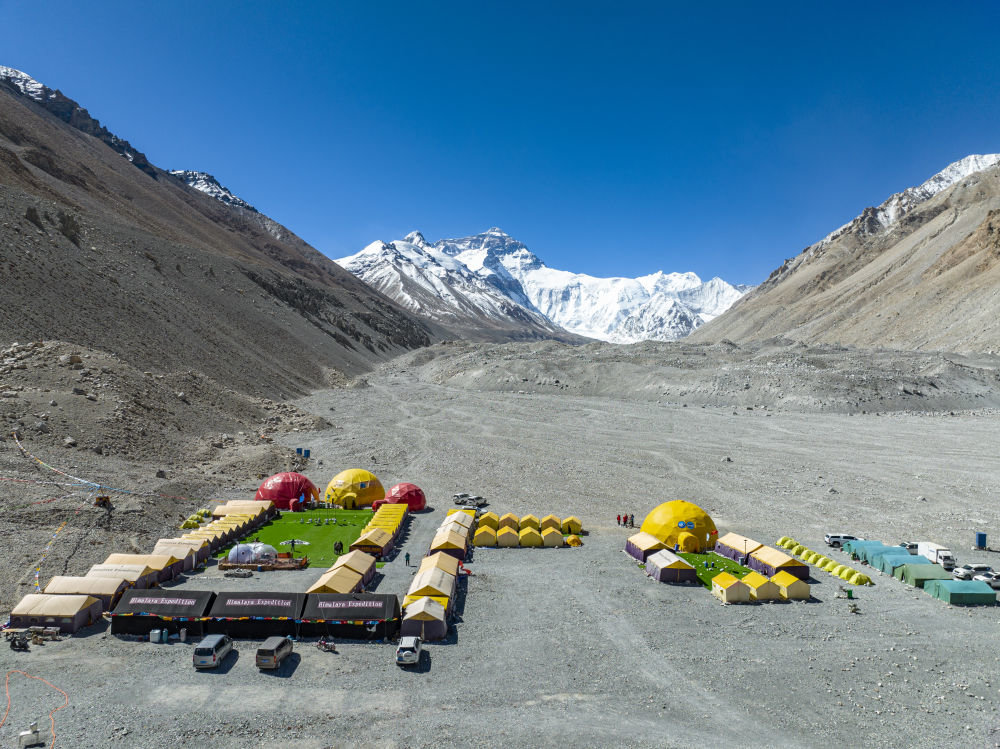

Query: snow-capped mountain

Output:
[337, 232, 569, 341]
[339, 227, 749, 343]
[169, 170, 257, 212]
[818, 153, 1000, 247]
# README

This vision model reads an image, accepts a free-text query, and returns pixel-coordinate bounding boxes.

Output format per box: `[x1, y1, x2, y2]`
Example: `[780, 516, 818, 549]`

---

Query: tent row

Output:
[712, 570, 811, 603]
[475, 524, 568, 548]
[476, 512, 582, 535]
[715, 533, 809, 580]
[776, 536, 872, 586]
[109, 588, 402, 639]
[349, 504, 410, 559]
[421, 511, 474, 560]
[307, 550, 378, 595]
[401, 552, 461, 641]
[180, 501, 273, 553]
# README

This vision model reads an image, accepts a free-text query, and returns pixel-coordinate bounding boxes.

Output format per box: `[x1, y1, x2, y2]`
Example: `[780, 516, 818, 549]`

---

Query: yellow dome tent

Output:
[639, 500, 717, 553]
[324, 469, 384, 509]
[566, 534, 583, 547]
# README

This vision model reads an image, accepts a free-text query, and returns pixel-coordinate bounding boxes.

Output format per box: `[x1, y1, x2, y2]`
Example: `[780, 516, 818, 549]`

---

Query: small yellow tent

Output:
[324, 468, 384, 509]
[566, 534, 583, 547]
[497, 527, 519, 547]
[499, 513, 520, 531]
[712, 572, 750, 603]
[307, 567, 363, 594]
[473, 526, 497, 547]
[772, 571, 811, 600]
[519, 527, 543, 547]
[478, 512, 500, 530]
[419, 552, 459, 577]
[561, 516, 582, 534]
[742, 571, 780, 601]
[540, 514, 561, 532]
[519, 514, 540, 531]
[541, 527, 564, 547]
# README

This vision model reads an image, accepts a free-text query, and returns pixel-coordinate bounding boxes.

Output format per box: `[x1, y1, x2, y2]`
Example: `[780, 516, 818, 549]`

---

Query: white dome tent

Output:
[227, 543, 278, 564]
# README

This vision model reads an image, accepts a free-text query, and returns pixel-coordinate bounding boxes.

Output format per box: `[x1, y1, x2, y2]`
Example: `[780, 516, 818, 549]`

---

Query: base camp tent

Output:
[10, 594, 102, 633]
[714, 533, 763, 564]
[154, 538, 211, 566]
[741, 571, 781, 601]
[299, 593, 401, 639]
[307, 567, 364, 595]
[478, 512, 499, 531]
[541, 528, 564, 547]
[519, 527, 543, 547]
[206, 592, 306, 638]
[473, 526, 497, 547]
[375, 482, 427, 512]
[894, 563, 953, 588]
[420, 552, 460, 578]
[408, 568, 457, 600]
[110, 589, 215, 637]
[254, 472, 318, 511]
[772, 571, 811, 600]
[540, 514, 561, 532]
[520, 514, 540, 531]
[43, 575, 129, 611]
[712, 572, 750, 603]
[497, 527, 519, 547]
[350, 527, 394, 558]
[645, 550, 697, 583]
[104, 553, 184, 584]
[873, 552, 929, 575]
[401, 596, 448, 641]
[330, 550, 377, 586]
[325, 469, 384, 509]
[499, 513, 519, 531]
[86, 563, 158, 590]
[748, 547, 809, 580]
[561, 517, 582, 534]
[429, 530, 468, 560]
[924, 579, 997, 606]
[625, 532, 667, 562]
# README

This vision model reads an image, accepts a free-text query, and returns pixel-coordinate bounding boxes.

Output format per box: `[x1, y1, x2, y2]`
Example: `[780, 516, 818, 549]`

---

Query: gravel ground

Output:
[4, 352, 1000, 747]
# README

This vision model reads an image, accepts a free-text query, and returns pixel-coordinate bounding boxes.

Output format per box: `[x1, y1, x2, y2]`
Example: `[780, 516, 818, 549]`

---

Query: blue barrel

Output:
[303, 449, 311, 459]
[975, 532, 987, 549]
[296, 447, 303, 455]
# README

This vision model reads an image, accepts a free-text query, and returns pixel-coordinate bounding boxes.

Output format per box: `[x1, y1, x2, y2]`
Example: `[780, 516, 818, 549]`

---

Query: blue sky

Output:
[3, 1, 999, 284]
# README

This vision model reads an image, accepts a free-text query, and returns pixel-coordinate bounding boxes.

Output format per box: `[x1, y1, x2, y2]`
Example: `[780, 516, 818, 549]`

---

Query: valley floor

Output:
[3, 362, 1000, 747]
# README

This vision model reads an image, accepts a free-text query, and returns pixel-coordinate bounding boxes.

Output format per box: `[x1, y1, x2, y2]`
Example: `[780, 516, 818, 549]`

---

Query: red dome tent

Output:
[254, 472, 319, 512]
[373, 483, 426, 512]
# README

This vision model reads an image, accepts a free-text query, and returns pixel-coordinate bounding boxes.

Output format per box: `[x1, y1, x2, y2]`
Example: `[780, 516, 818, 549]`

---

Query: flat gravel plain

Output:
[4, 359, 1000, 748]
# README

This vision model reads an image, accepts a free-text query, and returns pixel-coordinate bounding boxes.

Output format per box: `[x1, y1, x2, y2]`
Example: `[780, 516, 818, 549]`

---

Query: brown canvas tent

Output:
[429, 529, 468, 560]
[330, 550, 377, 585]
[43, 575, 128, 611]
[11, 593, 102, 632]
[153, 537, 210, 566]
[307, 567, 364, 595]
[151, 542, 198, 572]
[400, 596, 448, 641]
[350, 527, 394, 558]
[85, 563, 158, 590]
[407, 568, 457, 599]
[419, 552, 460, 577]
[104, 553, 184, 583]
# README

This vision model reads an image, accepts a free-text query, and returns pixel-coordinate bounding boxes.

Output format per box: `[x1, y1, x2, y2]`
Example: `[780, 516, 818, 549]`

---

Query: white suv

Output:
[395, 636, 422, 667]
[824, 534, 859, 548]
[954, 563, 992, 580]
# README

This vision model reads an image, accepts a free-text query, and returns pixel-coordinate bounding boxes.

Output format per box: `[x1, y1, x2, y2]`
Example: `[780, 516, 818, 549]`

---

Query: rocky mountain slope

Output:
[0, 66, 433, 401]
[340, 227, 748, 342]
[692, 154, 1000, 353]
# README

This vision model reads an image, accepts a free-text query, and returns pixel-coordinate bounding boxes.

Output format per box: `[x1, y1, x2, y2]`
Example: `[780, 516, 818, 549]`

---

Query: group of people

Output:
[617, 513, 635, 528]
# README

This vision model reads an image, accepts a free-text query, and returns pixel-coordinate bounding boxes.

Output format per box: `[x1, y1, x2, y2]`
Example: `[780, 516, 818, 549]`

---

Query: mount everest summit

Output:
[337, 228, 749, 343]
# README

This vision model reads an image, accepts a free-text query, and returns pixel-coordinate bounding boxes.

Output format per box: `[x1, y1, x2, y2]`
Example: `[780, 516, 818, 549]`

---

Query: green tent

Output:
[924, 579, 997, 606]
[894, 563, 952, 588]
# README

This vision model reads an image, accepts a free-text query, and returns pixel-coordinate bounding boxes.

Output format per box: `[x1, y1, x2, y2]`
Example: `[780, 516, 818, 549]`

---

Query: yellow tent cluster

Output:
[179, 501, 272, 555]
[475, 512, 581, 548]
[365, 503, 408, 537]
[777, 536, 873, 586]
[179, 507, 213, 529]
[712, 569, 811, 603]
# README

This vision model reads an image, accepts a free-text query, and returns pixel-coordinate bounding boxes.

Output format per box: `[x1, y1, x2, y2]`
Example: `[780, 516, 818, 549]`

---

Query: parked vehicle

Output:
[973, 572, 1000, 590]
[395, 636, 422, 667]
[824, 533, 859, 548]
[953, 563, 992, 580]
[316, 639, 337, 652]
[917, 542, 957, 570]
[897, 542, 918, 555]
[256, 636, 293, 669]
[193, 634, 233, 669]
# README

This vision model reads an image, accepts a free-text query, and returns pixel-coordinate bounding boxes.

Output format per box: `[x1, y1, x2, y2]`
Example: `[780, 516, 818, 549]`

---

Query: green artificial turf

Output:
[214, 508, 374, 568]
[678, 551, 752, 589]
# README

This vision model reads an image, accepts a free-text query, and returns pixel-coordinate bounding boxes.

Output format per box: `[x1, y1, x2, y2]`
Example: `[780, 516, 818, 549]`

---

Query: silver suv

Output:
[824, 533, 859, 548]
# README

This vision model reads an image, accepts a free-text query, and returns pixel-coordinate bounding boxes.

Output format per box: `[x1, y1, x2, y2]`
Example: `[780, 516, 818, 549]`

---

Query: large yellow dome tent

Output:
[325, 469, 384, 509]
[639, 500, 717, 553]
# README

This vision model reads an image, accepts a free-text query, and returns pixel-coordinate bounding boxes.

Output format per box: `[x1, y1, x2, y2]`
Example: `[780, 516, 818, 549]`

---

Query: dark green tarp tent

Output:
[924, 579, 997, 606]
[894, 563, 951, 588]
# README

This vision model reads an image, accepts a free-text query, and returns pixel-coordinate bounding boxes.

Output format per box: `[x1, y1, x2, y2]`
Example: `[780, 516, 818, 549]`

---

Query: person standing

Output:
[616, 514, 621, 527]
[405, 552, 411, 566]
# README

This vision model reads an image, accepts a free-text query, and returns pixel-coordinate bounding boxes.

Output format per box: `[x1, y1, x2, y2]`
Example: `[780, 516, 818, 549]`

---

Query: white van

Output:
[193, 634, 233, 669]
[256, 636, 293, 669]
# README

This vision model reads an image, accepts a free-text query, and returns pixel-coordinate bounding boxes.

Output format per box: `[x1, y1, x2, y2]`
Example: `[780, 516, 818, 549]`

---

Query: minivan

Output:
[193, 634, 234, 669]
[256, 636, 293, 669]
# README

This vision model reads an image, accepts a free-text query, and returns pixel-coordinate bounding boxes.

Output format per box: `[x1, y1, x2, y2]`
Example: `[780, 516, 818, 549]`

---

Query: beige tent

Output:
[429, 530, 468, 559]
[540, 514, 561, 532]
[437, 518, 471, 539]
[307, 567, 363, 594]
[443, 511, 475, 529]
[85, 563, 158, 589]
[478, 511, 499, 530]
[711, 572, 750, 604]
[419, 552, 460, 577]
[330, 549, 377, 579]
[350, 527, 394, 557]
[408, 568, 457, 599]
[561, 516, 582, 534]
[104, 553, 183, 583]
[153, 537, 210, 565]
[715, 532, 763, 561]
[10, 593, 102, 633]
[497, 527, 520, 547]
[520, 514, 540, 531]
[400, 596, 448, 641]
[473, 526, 497, 547]
[519, 527, 543, 547]
[499, 513, 520, 531]
[150, 542, 198, 572]
[541, 527, 564, 547]
[43, 575, 128, 611]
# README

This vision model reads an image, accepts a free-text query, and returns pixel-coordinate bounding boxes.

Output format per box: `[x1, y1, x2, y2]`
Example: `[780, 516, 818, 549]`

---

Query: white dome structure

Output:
[227, 543, 278, 564]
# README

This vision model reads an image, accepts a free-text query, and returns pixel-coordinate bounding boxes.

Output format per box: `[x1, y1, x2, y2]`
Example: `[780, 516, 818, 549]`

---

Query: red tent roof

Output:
[254, 472, 318, 512]
[382, 482, 426, 511]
